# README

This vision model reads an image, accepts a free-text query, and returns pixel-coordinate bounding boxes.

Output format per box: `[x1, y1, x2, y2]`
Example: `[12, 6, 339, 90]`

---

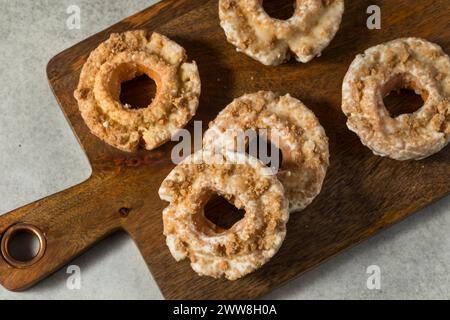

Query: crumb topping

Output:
[159, 150, 289, 280]
[204, 91, 329, 213]
[219, 0, 344, 65]
[342, 38, 450, 160]
[74, 30, 201, 152]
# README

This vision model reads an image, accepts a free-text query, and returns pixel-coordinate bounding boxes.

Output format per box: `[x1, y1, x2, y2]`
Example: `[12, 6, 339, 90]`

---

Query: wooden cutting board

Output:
[0, 0, 449, 299]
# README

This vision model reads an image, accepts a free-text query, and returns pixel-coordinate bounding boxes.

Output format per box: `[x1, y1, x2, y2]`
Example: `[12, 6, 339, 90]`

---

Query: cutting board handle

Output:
[0, 174, 123, 291]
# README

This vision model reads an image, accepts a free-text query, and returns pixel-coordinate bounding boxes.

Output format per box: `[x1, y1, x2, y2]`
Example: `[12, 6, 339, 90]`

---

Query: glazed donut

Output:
[74, 30, 201, 152]
[203, 91, 329, 213]
[342, 38, 450, 160]
[219, 0, 344, 66]
[159, 150, 289, 280]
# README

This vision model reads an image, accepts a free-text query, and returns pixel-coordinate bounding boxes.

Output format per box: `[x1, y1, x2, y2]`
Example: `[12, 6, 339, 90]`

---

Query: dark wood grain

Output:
[0, 0, 449, 299]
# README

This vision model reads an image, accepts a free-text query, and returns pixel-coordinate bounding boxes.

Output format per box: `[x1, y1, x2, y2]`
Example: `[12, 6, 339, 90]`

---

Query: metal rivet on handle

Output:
[1, 224, 46, 268]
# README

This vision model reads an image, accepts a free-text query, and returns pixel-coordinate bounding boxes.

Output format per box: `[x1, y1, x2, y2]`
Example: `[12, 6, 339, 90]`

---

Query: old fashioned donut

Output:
[219, 0, 344, 66]
[203, 91, 329, 213]
[159, 150, 289, 280]
[74, 30, 201, 152]
[342, 38, 450, 160]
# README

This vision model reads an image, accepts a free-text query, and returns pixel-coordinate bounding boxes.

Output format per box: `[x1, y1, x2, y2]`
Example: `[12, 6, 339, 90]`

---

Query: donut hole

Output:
[203, 194, 245, 234]
[384, 89, 424, 118]
[120, 73, 157, 110]
[263, 0, 296, 20]
[382, 74, 426, 118]
[246, 134, 283, 172]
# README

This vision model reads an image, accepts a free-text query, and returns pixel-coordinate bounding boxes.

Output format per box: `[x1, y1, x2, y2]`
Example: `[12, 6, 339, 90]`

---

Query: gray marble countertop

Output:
[0, 0, 449, 300]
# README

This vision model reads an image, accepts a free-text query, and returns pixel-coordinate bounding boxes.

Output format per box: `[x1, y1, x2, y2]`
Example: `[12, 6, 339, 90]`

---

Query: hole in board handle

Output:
[1, 224, 46, 268]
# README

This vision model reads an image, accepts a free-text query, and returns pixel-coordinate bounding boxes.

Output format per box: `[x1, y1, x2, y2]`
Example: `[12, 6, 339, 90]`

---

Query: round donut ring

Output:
[159, 150, 289, 280]
[342, 38, 450, 160]
[219, 0, 345, 66]
[203, 91, 330, 213]
[74, 30, 201, 152]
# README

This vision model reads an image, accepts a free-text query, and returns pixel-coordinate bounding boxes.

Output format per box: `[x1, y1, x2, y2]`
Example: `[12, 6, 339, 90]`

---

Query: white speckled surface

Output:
[0, 0, 449, 300]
